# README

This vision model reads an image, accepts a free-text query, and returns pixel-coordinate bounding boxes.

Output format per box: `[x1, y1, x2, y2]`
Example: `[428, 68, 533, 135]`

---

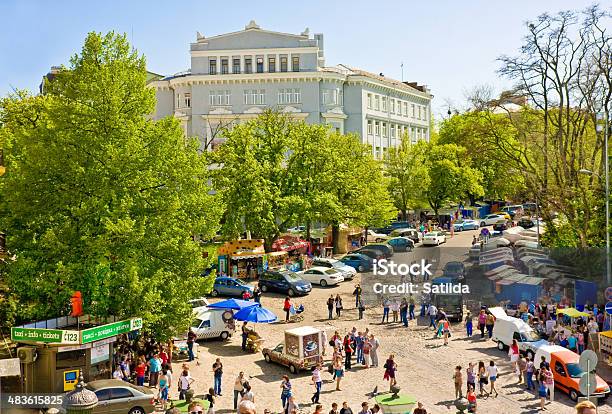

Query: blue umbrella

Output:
[207, 299, 259, 311]
[233, 305, 277, 323]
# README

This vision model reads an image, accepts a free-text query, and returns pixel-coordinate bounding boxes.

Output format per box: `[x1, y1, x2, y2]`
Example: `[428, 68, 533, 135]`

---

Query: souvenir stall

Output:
[217, 239, 287, 280]
[273, 235, 310, 271]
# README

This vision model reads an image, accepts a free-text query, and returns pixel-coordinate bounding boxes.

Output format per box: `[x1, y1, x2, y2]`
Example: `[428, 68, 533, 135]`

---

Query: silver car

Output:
[311, 257, 356, 280]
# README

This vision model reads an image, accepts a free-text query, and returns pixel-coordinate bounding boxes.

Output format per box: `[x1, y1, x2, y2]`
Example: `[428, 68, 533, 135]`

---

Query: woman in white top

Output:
[487, 360, 499, 397]
[241, 382, 255, 403]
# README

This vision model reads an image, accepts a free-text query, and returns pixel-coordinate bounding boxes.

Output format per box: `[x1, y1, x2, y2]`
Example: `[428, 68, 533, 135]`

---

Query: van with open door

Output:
[491, 313, 547, 360]
[191, 306, 236, 340]
[534, 344, 610, 401]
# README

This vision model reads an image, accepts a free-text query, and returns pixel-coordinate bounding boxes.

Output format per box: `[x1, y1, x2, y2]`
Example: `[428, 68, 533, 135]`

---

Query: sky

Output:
[0, 0, 602, 118]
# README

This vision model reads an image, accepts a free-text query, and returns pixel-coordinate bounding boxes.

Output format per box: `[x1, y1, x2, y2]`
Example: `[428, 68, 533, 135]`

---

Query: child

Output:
[453, 366, 463, 398]
[466, 384, 477, 413]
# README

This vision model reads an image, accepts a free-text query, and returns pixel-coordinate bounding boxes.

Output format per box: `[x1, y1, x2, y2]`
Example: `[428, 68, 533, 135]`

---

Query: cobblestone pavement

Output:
[170, 230, 612, 414]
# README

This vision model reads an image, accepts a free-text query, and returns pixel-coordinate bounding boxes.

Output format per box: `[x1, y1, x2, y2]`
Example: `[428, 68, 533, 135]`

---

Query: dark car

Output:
[390, 228, 421, 244]
[85, 380, 156, 414]
[518, 217, 535, 229]
[372, 226, 395, 235]
[339, 253, 373, 272]
[442, 261, 465, 281]
[357, 243, 393, 259]
[258, 270, 312, 297]
[493, 220, 509, 232]
[386, 237, 414, 252]
[353, 247, 386, 261]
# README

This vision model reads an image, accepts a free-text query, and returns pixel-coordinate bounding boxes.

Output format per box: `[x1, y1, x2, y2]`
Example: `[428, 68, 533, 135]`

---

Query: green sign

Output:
[81, 318, 142, 344]
[11, 327, 80, 345]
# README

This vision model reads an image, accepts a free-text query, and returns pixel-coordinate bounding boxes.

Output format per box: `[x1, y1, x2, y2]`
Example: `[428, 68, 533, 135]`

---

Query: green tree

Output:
[425, 143, 484, 216]
[0, 32, 221, 339]
[386, 138, 429, 220]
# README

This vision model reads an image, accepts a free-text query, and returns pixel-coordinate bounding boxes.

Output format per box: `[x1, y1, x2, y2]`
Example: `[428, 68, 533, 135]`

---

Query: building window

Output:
[367, 93, 372, 109]
[243, 90, 249, 105]
[418, 106, 422, 120]
[233, 58, 241, 74]
[221, 58, 228, 74]
[403, 102, 408, 117]
[390, 99, 395, 114]
[382, 123, 387, 137]
[268, 57, 276, 73]
[375, 121, 380, 136]
[367, 120, 373, 135]
[374, 95, 380, 110]
[257, 90, 265, 105]
[184, 93, 191, 108]
[243, 90, 264, 105]
[424, 106, 428, 121]
[209, 90, 229, 106]
[412, 104, 416, 118]
[245, 57, 252, 74]
[209, 59, 217, 75]
[280, 56, 288, 72]
[223, 90, 230, 105]
[256, 57, 264, 73]
[176, 93, 181, 108]
[391, 124, 395, 138]
[292, 56, 299, 72]
[279, 88, 300, 104]
[382, 97, 387, 111]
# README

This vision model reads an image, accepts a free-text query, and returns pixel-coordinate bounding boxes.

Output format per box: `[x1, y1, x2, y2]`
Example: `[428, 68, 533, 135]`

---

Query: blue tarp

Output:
[495, 282, 542, 303]
[574, 279, 598, 307]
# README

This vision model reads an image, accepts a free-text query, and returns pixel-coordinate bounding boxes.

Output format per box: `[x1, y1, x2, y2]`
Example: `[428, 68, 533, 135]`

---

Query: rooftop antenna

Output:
[400, 62, 404, 82]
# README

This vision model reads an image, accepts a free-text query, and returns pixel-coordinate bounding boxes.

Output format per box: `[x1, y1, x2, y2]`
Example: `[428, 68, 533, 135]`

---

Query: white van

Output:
[490, 308, 547, 359]
[191, 307, 235, 340]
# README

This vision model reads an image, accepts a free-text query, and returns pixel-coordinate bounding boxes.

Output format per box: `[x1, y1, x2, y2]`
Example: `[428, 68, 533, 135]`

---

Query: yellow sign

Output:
[63, 369, 79, 391]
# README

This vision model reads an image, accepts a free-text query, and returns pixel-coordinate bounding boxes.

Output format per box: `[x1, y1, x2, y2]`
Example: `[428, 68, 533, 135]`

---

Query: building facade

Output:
[149, 21, 433, 159]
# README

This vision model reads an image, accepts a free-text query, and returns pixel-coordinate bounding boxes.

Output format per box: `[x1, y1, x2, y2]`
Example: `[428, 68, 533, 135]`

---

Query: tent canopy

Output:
[207, 299, 259, 311]
[556, 308, 589, 318]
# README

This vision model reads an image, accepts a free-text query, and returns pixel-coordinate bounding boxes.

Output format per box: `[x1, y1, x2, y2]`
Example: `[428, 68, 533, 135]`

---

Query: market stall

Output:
[217, 239, 288, 280]
[272, 235, 310, 271]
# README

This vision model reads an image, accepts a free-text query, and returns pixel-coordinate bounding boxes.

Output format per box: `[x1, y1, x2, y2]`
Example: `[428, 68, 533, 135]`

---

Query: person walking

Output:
[284, 297, 292, 322]
[212, 358, 223, 396]
[343, 334, 353, 370]
[135, 356, 146, 386]
[335, 294, 343, 318]
[525, 357, 535, 390]
[466, 363, 475, 393]
[485, 312, 495, 339]
[363, 335, 371, 368]
[577, 328, 585, 354]
[187, 328, 197, 362]
[241, 322, 250, 352]
[542, 364, 554, 403]
[383, 354, 397, 391]
[178, 368, 194, 400]
[205, 387, 216, 414]
[311, 364, 322, 403]
[333, 356, 344, 391]
[478, 310, 486, 339]
[158, 369, 170, 410]
[427, 303, 438, 329]
[241, 382, 254, 403]
[147, 353, 162, 387]
[538, 372, 548, 411]
[327, 295, 335, 320]
[358, 297, 365, 320]
[391, 300, 400, 323]
[453, 366, 463, 399]
[382, 298, 390, 323]
[369, 334, 380, 367]
[477, 361, 488, 397]
[408, 296, 416, 320]
[253, 286, 262, 304]
[400, 298, 408, 327]
[442, 318, 451, 346]
[465, 312, 473, 337]
[280, 375, 292, 412]
[234, 372, 246, 410]
[353, 284, 362, 308]
[509, 339, 520, 374]
[355, 332, 364, 365]
[487, 361, 499, 397]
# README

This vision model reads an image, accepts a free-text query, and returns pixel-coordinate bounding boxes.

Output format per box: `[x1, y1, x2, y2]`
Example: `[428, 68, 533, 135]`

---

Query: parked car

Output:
[442, 261, 465, 280]
[188, 297, 210, 310]
[353, 248, 386, 261]
[522, 202, 538, 213]
[258, 270, 312, 296]
[390, 228, 422, 243]
[366, 229, 389, 242]
[453, 219, 480, 231]
[372, 226, 395, 235]
[479, 214, 505, 226]
[211, 277, 253, 298]
[386, 237, 414, 252]
[492, 220, 509, 232]
[339, 253, 373, 272]
[390, 221, 412, 229]
[298, 266, 344, 287]
[287, 225, 306, 233]
[359, 243, 394, 258]
[86, 380, 156, 414]
[422, 231, 446, 246]
[517, 217, 535, 229]
[311, 257, 356, 280]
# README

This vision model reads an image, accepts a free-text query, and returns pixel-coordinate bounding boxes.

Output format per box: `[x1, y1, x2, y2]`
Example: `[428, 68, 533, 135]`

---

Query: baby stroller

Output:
[289, 304, 305, 322]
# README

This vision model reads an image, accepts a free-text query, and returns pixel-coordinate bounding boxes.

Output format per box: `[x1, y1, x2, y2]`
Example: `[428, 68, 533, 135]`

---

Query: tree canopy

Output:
[0, 32, 221, 339]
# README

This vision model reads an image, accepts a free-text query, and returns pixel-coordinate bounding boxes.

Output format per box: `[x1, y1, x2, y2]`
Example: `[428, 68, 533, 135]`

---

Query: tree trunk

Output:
[263, 238, 274, 253]
[401, 209, 407, 221]
[332, 222, 340, 255]
[306, 221, 311, 241]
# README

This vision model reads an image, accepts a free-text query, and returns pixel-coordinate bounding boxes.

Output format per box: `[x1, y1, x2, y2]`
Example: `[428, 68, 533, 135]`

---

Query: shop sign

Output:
[11, 327, 80, 345]
[81, 318, 142, 344]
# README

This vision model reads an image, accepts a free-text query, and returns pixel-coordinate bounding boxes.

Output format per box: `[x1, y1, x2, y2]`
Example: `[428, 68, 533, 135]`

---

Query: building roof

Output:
[331, 64, 431, 96]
